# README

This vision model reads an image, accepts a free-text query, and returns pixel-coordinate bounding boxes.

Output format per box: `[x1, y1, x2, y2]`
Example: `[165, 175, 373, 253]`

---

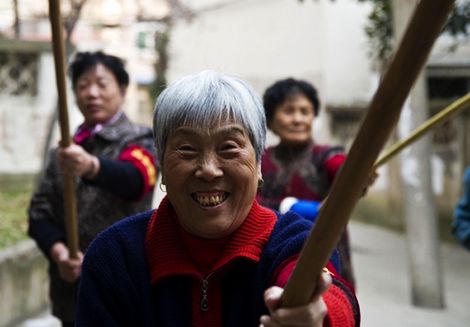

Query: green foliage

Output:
[0, 174, 34, 249]
[358, 0, 393, 68]
[445, 2, 470, 36]
[360, 0, 470, 67]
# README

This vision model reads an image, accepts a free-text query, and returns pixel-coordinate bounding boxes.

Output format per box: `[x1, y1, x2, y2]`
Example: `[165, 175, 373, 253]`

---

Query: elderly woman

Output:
[76, 71, 359, 326]
[28, 51, 156, 326]
[256, 78, 371, 288]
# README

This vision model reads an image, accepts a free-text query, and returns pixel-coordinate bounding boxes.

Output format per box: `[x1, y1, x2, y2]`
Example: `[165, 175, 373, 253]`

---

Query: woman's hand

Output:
[50, 242, 84, 283]
[58, 143, 99, 179]
[260, 271, 332, 327]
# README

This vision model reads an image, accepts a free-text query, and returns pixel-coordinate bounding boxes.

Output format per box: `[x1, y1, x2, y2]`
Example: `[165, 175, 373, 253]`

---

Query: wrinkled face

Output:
[74, 63, 126, 126]
[163, 122, 260, 239]
[269, 94, 315, 145]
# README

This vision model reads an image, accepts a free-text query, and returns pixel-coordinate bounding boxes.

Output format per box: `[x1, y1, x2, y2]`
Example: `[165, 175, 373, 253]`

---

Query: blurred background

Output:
[1, 0, 470, 326]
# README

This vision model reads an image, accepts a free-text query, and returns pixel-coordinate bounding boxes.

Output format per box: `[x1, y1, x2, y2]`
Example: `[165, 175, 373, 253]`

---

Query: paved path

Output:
[350, 222, 470, 327]
[20, 221, 470, 326]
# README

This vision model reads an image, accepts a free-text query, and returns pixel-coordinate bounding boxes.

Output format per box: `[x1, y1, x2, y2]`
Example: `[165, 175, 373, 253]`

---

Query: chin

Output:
[285, 138, 310, 146]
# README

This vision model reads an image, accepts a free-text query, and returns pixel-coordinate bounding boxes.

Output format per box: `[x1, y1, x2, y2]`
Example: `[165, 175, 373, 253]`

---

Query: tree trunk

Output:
[392, 0, 444, 308]
[13, 0, 20, 38]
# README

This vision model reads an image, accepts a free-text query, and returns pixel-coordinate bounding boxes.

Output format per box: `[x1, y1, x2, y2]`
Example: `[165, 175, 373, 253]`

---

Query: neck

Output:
[275, 140, 312, 161]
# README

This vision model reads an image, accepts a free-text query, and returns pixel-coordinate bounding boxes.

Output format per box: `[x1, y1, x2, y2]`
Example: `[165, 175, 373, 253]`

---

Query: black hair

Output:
[263, 78, 320, 125]
[69, 51, 129, 88]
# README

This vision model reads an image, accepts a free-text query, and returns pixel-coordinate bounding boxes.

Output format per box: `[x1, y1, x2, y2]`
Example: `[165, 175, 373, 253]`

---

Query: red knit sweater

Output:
[145, 197, 356, 327]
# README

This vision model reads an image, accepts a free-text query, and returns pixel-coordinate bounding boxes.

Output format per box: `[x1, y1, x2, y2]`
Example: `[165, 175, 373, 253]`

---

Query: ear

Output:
[257, 163, 262, 180]
[120, 85, 127, 97]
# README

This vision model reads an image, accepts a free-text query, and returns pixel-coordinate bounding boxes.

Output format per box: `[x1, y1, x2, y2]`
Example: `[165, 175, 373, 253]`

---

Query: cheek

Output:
[233, 157, 258, 192]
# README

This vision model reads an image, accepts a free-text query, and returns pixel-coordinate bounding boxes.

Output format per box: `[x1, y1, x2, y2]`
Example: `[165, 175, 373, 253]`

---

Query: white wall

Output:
[168, 0, 375, 145]
[169, 0, 373, 98]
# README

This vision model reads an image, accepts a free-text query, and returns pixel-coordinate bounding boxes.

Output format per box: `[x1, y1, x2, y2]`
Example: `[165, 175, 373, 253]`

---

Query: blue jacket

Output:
[453, 167, 470, 249]
[76, 209, 356, 326]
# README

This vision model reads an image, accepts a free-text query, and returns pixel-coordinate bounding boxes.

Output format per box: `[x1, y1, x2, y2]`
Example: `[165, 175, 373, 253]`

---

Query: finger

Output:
[271, 297, 328, 326]
[312, 272, 332, 300]
[264, 286, 283, 312]
[259, 315, 282, 327]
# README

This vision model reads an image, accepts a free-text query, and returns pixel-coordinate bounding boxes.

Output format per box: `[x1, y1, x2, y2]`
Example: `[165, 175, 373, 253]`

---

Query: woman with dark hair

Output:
[257, 78, 371, 288]
[75, 71, 359, 326]
[28, 51, 157, 326]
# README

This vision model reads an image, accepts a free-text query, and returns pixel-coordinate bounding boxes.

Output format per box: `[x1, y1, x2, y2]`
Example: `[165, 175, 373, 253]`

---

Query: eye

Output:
[98, 80, 108, 89]
[301, 106, 314, 116]
[282, 106, 295, 115]
[177, 144, 197, 153]
[76, 82, 88, 91]
[220, 142, 239, 151]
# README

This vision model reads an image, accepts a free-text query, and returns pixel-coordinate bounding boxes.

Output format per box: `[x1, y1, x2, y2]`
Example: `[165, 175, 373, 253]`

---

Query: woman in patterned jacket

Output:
[28, 51, 157, 326]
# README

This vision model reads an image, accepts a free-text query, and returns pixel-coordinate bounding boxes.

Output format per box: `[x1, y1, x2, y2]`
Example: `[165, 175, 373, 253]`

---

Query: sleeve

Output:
[117, 144, 157, 196]
[84, 144, 157, 200]
[272, 257, 359, 327]
[323, 146, 346, 182]
[76, 238, 123, 326]
[76, 213, 154, 326]
[76, 232, 137, 326]
[27, 150, 66, 260]
[85, 157, 146, 200]
[452, 168, 470, 249]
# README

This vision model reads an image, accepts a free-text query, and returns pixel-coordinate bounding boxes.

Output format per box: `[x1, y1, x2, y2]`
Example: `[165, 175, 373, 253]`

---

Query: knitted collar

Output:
[145, 196, 277, 284]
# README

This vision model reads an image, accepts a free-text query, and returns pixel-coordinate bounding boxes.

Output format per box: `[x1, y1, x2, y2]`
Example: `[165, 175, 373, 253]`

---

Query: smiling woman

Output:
[76, 70, 360, 327]
[163, 124, 259, 239]
[256, 78, 358, 288]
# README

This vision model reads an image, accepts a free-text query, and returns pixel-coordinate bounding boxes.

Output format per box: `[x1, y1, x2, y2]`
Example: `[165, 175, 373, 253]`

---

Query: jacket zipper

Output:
[199, 260, 234, 312]
[200, 277, 209, 311]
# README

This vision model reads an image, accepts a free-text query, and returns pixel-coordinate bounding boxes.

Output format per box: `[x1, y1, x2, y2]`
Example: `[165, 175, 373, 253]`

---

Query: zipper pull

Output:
[201, 278, 209, 311]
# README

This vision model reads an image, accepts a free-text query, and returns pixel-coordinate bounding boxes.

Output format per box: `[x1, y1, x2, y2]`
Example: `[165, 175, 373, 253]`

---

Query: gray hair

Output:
[153, 70, 266, 168]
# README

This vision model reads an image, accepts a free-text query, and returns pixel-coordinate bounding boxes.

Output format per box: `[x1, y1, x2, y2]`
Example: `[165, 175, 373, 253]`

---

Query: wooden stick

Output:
[374, 92, 470, 169]
[49, 0, 79, 259]
[281, 0, 455, 307]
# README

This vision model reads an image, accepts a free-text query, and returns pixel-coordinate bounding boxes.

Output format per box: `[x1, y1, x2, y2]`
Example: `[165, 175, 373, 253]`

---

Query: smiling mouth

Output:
[192, 192, 229, 207]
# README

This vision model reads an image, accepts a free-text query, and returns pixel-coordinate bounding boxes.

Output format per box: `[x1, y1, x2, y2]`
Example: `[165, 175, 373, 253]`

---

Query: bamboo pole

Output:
[281, 0, 456, 307]
[49, 0, 79, 259]
[374, 92, 470, 169]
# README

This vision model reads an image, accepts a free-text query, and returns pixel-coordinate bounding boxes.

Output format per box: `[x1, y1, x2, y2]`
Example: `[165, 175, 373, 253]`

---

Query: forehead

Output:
[285, 92, 311, 104]
[171, 122, 247, 139]
[76, 63, 115, 81]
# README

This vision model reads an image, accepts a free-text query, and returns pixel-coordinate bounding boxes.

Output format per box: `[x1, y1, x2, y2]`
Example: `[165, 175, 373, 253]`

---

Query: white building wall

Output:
[168, 0, 375, 145]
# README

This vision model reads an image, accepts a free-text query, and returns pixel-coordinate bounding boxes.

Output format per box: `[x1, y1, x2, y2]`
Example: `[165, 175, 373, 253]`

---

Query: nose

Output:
[195, 155, 223, 181]
[292, 111, 303, 123]
[85, 84, 100, 97]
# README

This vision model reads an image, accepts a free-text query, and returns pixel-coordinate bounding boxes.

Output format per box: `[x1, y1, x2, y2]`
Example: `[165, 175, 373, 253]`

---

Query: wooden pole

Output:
[49, 0, 79, 259]
[281, 0, 456, 307]
[374, 92, 470, 169]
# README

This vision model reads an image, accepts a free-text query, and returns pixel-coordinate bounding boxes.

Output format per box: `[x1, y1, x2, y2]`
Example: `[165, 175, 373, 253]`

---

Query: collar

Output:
[145, 196, 277, 283]
[73, 111, 124, 144]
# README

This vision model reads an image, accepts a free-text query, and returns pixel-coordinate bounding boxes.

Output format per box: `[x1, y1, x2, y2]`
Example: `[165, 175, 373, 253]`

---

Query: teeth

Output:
[195, 193, 227, 207]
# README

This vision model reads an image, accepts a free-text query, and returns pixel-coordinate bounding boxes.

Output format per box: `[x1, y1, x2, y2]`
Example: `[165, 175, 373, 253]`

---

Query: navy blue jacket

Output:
[76, 209, 355, 326]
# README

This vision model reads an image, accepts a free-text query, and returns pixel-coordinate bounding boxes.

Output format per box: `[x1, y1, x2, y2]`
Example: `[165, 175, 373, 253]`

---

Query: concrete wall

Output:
[0, 40, 83, 174]
[168, 0, 374, 145]
[0, 240, 49, 327]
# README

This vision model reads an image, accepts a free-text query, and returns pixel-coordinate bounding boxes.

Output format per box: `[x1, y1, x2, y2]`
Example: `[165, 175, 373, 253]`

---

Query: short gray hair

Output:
[153, 70, 266, 167]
